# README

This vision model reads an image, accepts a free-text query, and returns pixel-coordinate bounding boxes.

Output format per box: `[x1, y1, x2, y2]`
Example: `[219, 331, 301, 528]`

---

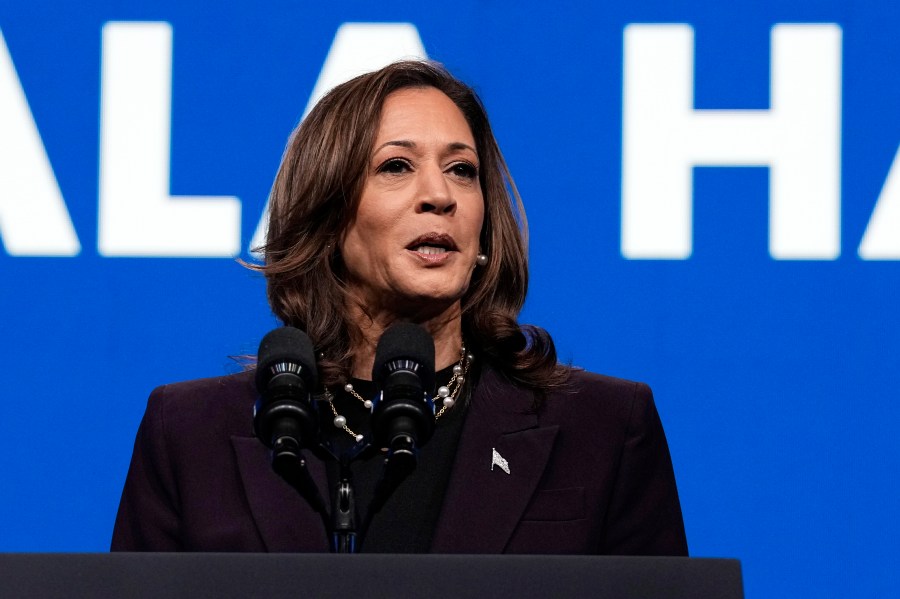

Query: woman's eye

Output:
[449, 162, 478, 179]
[378, 158, 411, 174]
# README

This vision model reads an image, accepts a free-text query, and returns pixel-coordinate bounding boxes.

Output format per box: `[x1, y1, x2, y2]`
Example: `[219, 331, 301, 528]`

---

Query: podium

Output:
[0, 554, 742, 598]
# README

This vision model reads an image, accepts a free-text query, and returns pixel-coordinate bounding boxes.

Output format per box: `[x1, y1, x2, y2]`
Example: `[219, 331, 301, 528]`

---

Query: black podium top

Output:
[0, 553, 742, 599]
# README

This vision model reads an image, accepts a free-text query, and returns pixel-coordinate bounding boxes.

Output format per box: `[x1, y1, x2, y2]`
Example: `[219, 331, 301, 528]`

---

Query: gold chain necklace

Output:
[323, 346, 472, 442]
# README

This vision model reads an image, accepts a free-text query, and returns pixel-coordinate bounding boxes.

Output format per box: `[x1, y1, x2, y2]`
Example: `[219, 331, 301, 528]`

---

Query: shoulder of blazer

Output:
[490, 366, 652, 432]
[144, 369, 259, 449]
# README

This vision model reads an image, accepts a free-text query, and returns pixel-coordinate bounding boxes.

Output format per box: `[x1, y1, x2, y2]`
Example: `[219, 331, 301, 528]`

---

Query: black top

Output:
[318, 365, 467, 552]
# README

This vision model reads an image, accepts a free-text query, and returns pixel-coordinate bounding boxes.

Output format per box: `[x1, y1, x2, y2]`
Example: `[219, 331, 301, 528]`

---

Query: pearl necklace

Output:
[323, 346, 472, 442]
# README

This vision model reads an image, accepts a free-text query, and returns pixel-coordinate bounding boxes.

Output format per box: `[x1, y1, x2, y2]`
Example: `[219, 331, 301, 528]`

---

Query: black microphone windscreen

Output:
[372, 323, 436, 392]
[255, 327, 318, 391]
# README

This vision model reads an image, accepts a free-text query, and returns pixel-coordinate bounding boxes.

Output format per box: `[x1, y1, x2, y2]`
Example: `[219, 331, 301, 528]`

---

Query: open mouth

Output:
[407, 233, 458, 255]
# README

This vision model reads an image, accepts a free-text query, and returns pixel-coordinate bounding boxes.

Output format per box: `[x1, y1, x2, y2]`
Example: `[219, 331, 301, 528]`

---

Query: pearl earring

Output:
[476, 253, 488, 266]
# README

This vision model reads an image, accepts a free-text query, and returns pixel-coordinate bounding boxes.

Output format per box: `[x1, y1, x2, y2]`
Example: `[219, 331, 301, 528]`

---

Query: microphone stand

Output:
[270, 425, 424, 553]
[269, 440, 368, 553]
[267, 410, 427, 552]
[325, 434, 423, 552]
[330, 455, 357, 553]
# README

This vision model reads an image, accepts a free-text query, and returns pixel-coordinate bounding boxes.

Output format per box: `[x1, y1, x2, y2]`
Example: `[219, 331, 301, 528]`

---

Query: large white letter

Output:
[622, 24, 842, 260]
[249, 23, 426, 253]
[0, 28, 80, 256]
[859, 144, 900, 259]
[99, 22, 240, 257]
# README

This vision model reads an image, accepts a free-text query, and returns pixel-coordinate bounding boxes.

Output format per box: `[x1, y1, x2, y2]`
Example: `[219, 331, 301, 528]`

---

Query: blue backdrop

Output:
[2, 2, 898, 598]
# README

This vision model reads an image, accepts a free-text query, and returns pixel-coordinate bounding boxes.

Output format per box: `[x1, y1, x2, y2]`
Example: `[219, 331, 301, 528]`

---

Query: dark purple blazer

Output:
[111, 366, 687, 555]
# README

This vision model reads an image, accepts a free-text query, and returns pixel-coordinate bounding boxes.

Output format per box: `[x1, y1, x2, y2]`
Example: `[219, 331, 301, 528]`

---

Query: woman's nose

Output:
[416, 165, 456, 215]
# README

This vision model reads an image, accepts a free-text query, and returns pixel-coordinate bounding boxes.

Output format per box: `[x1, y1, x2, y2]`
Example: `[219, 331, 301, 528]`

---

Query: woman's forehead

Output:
[372, 87, 476, 150]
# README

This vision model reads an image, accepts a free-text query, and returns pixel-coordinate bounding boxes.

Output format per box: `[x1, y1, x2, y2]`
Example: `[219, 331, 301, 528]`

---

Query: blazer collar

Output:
[231, 436, 330, 552]
[431, 365, 559, 553]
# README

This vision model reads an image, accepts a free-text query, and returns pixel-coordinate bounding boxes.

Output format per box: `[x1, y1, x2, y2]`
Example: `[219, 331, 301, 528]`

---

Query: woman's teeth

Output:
[414, 245, 448, 254]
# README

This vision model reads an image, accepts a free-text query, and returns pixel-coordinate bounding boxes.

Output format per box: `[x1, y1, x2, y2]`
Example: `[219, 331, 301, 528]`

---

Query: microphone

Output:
[370, 322, 437, 459]
[252, 326, 329, 524]
[253, 327, 319, 460]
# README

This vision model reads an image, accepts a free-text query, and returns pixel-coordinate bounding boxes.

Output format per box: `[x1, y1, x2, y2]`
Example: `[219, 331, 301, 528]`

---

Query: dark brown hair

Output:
[256, 60, 567, 396]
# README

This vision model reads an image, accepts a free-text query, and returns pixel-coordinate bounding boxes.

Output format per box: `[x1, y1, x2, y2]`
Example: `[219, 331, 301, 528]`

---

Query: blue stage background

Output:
[1, 2, 898, 598]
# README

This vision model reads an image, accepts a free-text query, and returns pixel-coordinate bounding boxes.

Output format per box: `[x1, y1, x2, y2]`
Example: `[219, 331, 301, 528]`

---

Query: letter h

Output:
[621, 24, 842, 259]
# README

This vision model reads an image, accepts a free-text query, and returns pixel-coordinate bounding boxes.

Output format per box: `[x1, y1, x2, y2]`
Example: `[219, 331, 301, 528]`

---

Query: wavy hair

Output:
[255, 60, 567, 397]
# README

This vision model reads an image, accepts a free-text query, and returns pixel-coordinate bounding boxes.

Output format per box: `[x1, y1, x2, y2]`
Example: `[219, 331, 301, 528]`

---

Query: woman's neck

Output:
[346, 301, 464, 380]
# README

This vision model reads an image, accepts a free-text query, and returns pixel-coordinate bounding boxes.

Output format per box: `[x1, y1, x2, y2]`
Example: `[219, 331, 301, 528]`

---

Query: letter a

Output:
[0, 28, 80, 256]
[249, 23, 427, 254]
[859, 144, 900, 259]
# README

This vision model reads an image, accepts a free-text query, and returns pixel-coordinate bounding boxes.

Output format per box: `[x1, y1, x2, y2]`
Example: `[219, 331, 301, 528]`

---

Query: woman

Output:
[112, 60, 687, 555]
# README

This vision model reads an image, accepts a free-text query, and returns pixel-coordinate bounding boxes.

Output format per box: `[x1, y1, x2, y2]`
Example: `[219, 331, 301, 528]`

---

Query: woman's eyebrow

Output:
[373, 140, 477, 155]
[447, 141, 478, 155]
[374, 139, 417, 153]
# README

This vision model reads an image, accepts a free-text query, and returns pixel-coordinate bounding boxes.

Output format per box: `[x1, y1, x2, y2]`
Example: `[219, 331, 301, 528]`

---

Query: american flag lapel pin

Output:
[491, 447, 510, 474]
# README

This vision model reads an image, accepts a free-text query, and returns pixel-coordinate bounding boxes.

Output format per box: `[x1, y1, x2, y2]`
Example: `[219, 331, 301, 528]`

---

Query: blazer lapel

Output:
[431, 367, 559, 553]
[231, 436, 330, 552]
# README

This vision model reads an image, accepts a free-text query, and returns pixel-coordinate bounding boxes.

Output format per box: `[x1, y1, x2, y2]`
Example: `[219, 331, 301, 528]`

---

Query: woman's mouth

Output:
[406, 233, 457, 263]
[406, 233, 457, 252]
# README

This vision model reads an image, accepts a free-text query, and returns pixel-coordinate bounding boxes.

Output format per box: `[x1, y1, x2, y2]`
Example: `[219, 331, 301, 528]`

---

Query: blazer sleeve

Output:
[599, 382, 688, 556]
[111, 385, 182, 551]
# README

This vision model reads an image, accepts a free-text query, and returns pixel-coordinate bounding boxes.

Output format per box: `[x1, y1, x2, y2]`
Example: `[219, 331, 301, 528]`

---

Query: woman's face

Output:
[340, 86, 485, 317]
